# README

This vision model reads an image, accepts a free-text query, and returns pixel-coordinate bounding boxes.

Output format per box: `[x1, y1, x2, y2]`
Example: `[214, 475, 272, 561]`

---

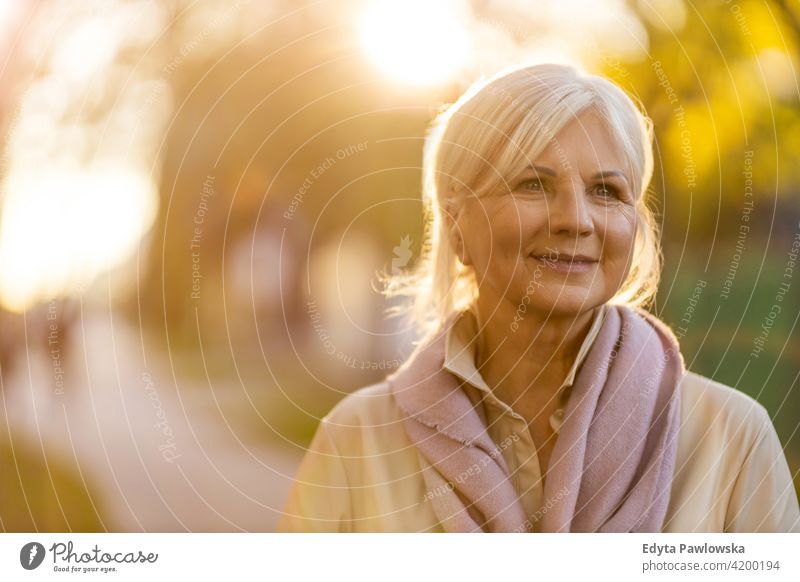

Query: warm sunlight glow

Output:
[51, 16, 122, 83]
[0, 0, 168, 312]
[0, 0, 16, 27]
[359, 0, 472, 86]
[0, 166, 158, 312]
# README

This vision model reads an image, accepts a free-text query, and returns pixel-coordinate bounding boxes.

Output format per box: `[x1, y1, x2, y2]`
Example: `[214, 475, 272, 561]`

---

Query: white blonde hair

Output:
[383, 63, 661, 342]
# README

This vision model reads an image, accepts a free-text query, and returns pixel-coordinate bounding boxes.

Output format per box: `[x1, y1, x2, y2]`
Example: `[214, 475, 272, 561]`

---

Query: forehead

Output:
[534, 109, 627, 172]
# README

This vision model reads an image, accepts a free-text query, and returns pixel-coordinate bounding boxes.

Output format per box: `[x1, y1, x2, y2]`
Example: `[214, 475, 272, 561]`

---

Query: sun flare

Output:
[359, 0, 472, 86]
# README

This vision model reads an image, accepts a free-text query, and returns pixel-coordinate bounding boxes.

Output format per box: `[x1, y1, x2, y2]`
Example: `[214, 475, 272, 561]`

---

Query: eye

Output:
[592, 182, 619, 199]
[517, 179, 545, 193]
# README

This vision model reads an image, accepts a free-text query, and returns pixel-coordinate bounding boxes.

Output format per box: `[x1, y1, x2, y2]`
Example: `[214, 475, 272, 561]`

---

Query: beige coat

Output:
[279, 306, 800, 532]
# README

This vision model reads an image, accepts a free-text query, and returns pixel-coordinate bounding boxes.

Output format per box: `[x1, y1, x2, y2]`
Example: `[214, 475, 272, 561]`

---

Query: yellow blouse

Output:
[278, 306, 800, 532]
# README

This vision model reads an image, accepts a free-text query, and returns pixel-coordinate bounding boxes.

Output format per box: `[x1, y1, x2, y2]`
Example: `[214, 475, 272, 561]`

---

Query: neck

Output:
[472, 295, 598, 407]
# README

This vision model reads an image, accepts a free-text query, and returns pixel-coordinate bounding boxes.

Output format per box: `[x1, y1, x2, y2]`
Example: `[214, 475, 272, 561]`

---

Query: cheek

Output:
[493, 206, 535, 271]
[467, 201, 527, 268]
[600, 208, 638, 270]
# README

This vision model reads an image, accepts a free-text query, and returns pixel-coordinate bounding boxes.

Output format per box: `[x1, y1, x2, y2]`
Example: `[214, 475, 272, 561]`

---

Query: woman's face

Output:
[455, 108, 638, 318]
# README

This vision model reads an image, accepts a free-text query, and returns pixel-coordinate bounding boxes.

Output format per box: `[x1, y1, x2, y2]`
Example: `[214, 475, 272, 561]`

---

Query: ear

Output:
[445, 204, 472, 267]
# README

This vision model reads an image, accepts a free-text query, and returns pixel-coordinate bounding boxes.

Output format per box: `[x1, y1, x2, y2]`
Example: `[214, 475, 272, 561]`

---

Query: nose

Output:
[546, 180, 594, 237]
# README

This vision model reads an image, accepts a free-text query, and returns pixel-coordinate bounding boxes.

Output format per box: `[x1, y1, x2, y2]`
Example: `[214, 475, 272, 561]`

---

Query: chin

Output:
[526, 287, 602, 316]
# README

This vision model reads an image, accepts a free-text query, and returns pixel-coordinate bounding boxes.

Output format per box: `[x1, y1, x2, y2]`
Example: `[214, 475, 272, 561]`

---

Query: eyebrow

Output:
[530, 165, 629, 183]
[530, 165, 557, 177]
[592, 170, 629, 183]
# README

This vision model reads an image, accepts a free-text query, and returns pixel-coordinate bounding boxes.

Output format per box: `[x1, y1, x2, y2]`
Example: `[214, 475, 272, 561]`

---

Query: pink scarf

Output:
[388, 305, 684, 532]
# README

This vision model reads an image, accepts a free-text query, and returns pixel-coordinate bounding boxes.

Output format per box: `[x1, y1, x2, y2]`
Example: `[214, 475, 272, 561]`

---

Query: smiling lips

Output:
[530, 253, 599, 273]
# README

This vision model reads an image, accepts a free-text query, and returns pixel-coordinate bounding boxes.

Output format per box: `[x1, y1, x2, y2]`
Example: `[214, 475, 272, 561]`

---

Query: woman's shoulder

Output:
[672, 370, 799, 532]
[314, 380, 417, 462]
[677, 370, 772, 447]
[322, 380, 406, 430]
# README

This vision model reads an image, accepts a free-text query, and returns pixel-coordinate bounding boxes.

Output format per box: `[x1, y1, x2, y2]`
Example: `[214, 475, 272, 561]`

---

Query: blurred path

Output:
[1, 307, 302, 532]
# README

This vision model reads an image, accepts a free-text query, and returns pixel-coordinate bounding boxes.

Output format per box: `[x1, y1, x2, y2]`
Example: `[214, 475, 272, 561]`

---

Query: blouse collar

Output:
[442, 303, 609, 432]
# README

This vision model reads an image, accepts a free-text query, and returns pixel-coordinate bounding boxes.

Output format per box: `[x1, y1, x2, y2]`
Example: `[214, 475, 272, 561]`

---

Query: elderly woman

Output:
[278, 64, 800, 533]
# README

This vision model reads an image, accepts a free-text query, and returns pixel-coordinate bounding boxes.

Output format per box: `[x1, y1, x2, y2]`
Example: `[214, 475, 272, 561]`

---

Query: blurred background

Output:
[0, 0, 797, 531]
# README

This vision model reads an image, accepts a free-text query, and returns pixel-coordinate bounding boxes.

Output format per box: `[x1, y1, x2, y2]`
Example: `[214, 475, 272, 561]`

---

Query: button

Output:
[549, 408, 564, 433]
